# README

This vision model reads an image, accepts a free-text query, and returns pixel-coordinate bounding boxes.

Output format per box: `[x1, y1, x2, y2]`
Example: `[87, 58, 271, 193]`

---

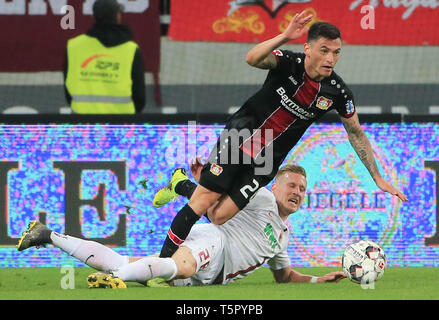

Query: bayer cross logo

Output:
[228, 0, 312, 17]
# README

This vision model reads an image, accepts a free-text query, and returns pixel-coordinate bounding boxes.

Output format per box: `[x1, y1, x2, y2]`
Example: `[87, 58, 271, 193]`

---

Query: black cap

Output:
[93, 0, 124, 23]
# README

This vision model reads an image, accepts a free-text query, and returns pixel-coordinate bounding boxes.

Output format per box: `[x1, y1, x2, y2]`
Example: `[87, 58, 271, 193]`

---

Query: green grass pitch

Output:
[0, 267, 438, 300]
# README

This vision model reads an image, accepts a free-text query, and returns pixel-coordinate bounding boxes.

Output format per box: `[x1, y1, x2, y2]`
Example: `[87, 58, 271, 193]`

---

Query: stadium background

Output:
[0, 0, 438, 269]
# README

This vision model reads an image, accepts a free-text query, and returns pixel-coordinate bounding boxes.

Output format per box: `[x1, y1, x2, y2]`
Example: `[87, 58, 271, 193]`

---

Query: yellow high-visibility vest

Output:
[66, 34, 138, 114]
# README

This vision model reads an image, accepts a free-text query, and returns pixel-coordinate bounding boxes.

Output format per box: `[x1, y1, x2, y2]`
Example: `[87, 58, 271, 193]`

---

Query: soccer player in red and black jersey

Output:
[158, 11, 408, 258]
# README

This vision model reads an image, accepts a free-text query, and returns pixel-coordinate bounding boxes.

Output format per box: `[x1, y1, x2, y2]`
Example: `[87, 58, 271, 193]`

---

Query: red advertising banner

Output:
[169, 0, 439, 45]
[0, 0, 161, 104]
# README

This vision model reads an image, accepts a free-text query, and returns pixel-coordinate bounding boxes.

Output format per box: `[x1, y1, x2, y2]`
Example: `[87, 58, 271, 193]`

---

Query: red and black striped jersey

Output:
[225, 50, 356, 177]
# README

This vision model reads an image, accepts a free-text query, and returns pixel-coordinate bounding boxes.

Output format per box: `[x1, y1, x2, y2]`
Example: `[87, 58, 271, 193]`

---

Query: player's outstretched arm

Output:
[271, 267, 345, 283]
[245, 10, 312, 69]
[340, 113, 408, 202]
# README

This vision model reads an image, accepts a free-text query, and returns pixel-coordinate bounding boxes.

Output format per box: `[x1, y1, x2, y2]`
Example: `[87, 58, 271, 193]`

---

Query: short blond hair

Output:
[275, 164, 307, 181]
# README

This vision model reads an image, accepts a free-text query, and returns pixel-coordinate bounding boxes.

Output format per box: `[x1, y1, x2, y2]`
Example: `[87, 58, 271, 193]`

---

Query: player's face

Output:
[272, 172, 307, 216]
[304, 37, 342, 81]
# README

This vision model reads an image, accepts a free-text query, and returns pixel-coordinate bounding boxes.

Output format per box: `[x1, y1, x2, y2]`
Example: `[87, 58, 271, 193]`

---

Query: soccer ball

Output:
[342, 240, 387, 284]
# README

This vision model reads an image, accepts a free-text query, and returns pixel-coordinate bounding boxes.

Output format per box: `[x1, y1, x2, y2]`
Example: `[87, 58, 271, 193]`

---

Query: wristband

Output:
[310, 276, 318, 283]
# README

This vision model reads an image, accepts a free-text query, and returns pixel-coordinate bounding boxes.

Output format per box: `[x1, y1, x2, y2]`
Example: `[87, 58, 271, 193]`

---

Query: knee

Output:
[208, 207, 230, 225]
[188, 194, 219, 214]
[207, 196, 241, 225]
[172, 247, 197, 279]
[211, 218, 227, 225]
[177, 261, 196, 279]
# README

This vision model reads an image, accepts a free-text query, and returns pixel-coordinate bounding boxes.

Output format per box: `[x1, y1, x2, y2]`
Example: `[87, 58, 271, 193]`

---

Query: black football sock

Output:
[159, 204, 201, 258]
[175, 180, 197, 200]
[41, 228, 53, 244]
[175, 180, 211, 222]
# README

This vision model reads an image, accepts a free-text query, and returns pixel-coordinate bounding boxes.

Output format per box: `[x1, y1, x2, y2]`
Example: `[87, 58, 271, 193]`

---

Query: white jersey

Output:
[217, 187, 291, 285]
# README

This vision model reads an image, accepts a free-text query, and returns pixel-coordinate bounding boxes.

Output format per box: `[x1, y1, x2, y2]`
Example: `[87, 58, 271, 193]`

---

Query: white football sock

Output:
[112, 257, 178, 282]
[50, 232, 129, 272]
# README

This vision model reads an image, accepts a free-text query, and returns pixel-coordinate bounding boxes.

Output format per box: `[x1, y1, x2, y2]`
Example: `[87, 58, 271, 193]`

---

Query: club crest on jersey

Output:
[272, 49, 283, 56]
[210, 164, 223, 176]
[316, 96, 333, 110]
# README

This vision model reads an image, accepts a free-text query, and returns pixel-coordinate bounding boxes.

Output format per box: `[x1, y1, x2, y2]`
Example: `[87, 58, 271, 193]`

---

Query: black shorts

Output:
[198, 127, 277, 209]
[198, 162, 273, 210]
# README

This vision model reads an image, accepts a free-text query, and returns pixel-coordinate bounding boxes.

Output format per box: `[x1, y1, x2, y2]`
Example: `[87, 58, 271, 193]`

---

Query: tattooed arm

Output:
[341, 113, 380, 179]
[340, 113, 408, 201]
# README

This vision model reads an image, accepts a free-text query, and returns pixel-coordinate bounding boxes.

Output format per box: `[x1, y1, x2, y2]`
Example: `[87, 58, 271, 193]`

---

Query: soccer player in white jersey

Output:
[17, 161, 345, 288]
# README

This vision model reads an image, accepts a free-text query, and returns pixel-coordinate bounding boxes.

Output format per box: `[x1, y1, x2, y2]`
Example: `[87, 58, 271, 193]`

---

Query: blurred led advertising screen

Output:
[0, 122, 438, 267]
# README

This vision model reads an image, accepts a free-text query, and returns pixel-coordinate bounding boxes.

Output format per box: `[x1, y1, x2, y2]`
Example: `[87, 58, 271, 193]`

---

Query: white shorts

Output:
[173, 223, 225, 286]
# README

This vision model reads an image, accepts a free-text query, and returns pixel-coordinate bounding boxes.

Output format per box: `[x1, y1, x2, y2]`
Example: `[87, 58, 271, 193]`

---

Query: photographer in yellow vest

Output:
[64, 0, 145, 114]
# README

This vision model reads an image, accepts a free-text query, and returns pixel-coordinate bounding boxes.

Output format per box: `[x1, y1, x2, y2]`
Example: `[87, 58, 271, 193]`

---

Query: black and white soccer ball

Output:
[342, 240, 387, 284]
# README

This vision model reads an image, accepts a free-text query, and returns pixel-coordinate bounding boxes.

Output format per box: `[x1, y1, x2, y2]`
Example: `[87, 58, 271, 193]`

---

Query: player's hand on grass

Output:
[282, 10, 313, 41]
[375, 177, 408, 202]
[317, 271, 346, 283]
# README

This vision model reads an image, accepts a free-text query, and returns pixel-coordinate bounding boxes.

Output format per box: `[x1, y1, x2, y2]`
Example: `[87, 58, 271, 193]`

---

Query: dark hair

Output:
[93, 0, 124, 23]
[307, 22, 341, 42]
